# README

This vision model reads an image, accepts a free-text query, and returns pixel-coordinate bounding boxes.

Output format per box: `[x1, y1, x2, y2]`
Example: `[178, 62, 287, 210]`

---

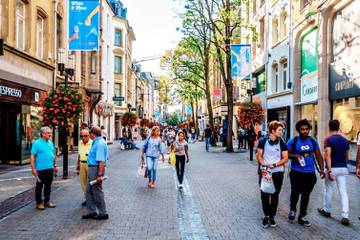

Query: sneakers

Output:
[341, 218, 350, 226]
[82, 212, 97, 219]
[44, 202, 56, 208]
[36, 203, 45, 210]
[269, 218, 277, 228]
[262, 216, 269, 228]
[288, 211, 296, 223]
[298, 216, 311, 227]
[93, 214, 109, 220]
[81, 200, 87, 206]
[317, 208, 331, 218]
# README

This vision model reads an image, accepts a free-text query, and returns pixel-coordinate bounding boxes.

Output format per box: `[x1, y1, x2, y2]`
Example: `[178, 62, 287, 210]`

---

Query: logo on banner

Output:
[68, 0, 100, 51]
[231, 44, 252, 79]
[213, 88, 222, 100]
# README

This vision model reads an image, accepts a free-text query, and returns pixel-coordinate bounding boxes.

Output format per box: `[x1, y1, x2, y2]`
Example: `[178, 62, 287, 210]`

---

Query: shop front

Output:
[0, 79, 45, 165]
[267, 94, 292, 141]
[329, 0, 360, 161]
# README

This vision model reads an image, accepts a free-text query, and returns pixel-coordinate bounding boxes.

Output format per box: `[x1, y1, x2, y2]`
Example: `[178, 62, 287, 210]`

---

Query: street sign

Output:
[113, 96, 124, 101]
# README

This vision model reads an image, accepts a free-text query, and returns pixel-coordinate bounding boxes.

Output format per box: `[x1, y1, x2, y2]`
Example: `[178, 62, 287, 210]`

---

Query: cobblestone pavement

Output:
[0, 142, 359, 239]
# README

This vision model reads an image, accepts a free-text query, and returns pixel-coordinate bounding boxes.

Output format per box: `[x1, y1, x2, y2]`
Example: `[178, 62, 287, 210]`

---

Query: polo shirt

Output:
[87, 137, 108, 166]
[31, 138, 55, 171]
[79, 139, 92, 162]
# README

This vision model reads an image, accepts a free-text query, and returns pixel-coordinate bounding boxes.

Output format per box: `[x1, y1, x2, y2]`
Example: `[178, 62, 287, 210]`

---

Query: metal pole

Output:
[249, 93, 253, 161]
[62, 74, 68, 178]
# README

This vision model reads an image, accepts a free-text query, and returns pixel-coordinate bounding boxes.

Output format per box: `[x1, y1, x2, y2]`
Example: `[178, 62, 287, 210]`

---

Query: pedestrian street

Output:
[0, 142, 359, 240]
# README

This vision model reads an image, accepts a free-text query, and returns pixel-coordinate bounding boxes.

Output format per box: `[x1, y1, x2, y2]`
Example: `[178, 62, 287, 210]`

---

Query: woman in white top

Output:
[172, 131, 189, 190]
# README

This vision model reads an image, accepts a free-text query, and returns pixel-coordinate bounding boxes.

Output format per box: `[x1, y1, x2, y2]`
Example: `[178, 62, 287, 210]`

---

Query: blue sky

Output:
[122, 0, 183, 75]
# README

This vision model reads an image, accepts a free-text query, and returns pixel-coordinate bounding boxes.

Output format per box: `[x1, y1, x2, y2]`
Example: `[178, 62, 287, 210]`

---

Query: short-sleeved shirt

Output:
[144, 137, 164, 158]
[204, 128, 212, 138]
[79, 139, 92, 162]
[166, 131, 175, 143]
[324, 134, 349, 168]
[257, 137, 287, 173]
[287, 137, 319, 173]
[31, 138, 55, 171]
[173, 140, 188, 156]
[87, 137, 109, 166]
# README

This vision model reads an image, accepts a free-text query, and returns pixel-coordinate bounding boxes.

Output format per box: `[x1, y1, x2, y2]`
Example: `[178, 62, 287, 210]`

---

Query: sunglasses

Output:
[81, 135, 89, 138]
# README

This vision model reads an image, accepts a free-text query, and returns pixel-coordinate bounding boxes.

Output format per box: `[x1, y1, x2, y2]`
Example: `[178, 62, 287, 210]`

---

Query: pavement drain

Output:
[174, 170, 209, 240]
[0, 183, 60, 220]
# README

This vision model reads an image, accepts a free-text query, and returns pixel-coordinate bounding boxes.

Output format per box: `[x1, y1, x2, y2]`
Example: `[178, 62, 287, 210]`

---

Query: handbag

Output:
[260, 170, 276, 194]
[169, 150, 176, 165]
[137, 164, 145, 178]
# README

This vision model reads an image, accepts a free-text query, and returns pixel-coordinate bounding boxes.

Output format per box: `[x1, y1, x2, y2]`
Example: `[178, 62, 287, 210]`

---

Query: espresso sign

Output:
[0, 79, 45, 104]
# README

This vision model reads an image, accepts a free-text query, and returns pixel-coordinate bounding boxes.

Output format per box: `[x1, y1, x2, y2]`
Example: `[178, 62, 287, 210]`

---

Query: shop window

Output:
[15, 0, 25, 50]
[36, 15, 44, 59]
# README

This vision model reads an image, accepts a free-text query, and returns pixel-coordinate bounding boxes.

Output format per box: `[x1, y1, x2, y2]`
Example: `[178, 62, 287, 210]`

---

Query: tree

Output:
[166, 113, 181, 126]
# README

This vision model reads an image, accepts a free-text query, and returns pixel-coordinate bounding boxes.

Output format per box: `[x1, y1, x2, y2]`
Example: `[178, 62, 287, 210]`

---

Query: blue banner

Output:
[231, 44, 251, 79]
[68, 0, 99, 51]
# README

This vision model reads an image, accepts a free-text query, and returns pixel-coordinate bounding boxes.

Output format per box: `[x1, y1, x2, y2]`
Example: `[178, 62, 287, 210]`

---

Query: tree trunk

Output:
[191, 101, 196, 129]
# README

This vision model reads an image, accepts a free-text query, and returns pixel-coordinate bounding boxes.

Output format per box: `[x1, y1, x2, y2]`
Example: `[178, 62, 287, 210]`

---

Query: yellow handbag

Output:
[169, 150, 176, 165]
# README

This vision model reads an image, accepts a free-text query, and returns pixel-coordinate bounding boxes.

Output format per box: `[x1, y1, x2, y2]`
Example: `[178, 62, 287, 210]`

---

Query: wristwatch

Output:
[272, 163, 277, 168]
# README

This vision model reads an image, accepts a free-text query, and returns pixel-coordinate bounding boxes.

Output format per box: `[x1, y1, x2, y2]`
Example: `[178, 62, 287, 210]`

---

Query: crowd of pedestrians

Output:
[256, 119, 357, 228]
[28, 118, 360, 227]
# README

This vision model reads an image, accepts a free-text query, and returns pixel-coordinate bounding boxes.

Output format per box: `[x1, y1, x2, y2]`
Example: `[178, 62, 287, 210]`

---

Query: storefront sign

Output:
[329, 63, 360, 100]
[300, 73, 318, 103]
[0, 85, 22, 98]
[301, 28, 318, 77]
[330, 1, 360, 100]
[0, 79, 43, 104]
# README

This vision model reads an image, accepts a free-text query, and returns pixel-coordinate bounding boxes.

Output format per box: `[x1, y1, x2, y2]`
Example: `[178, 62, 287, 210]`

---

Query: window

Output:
[91, 51, 97, 74]
[272, 64, 279, 93]
[282, 61, 288, 90]
[107, 45, 110, 64]
[36, 16, 44, 58]
[300, 0, 309, 10]
[56, 14, 62, 50]
[114, 83, 122, 106]
[259, 18, 264, 50]
[15, 0, 25, 50]
[280, 11, 287, 39]
[252, 0, 256, 15]
[115, 29, 122, 46]
[114, 56, 122, 73]
[272, 18, 278, 45]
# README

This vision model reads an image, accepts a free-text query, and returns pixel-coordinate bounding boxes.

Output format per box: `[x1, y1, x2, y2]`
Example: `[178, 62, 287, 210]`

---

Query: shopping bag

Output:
[260, 171, 276, 194]
[137, 165, 145, 178]
[169, 151, 176, 165]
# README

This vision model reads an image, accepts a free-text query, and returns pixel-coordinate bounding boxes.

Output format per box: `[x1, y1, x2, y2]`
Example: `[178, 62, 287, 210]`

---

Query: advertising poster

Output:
[68, 0, 100, 51]
[230, 44, 251, 79]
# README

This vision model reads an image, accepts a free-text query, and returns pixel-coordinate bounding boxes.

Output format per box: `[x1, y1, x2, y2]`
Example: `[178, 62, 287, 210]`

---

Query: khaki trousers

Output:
[80, 162, 88, 196]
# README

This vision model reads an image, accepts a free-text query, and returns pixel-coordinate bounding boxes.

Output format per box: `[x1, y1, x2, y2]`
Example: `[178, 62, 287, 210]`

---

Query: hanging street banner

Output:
[231, 44, 252, 79]
[68, 0, 100, 51]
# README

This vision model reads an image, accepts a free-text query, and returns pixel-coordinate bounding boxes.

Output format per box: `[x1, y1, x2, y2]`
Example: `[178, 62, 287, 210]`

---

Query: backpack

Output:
[290, 136, 320, 173]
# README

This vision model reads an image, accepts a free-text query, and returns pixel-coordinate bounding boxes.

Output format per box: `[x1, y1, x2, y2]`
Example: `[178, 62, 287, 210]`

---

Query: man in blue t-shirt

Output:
[318, 120, 350, 226]
[286, 119, 324, 227]
[30, 126, 57, 210]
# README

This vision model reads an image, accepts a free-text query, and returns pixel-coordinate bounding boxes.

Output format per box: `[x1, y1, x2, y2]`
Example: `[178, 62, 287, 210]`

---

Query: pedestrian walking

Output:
[166, 127, 176, 153]
[237, 127, 245, 149]
[203, 125, 212, 152]
[141, 126, 165, 189]
[256, 121, 288, 228]
[287, 119, 325, 227]
[173, 131, 190, 190]
[82, 126, 109, 220]
[30, 126, 57, 210]
[355, 132, 360, 220]
[318, 120, 350, 226]
[77, 129, 92, 206]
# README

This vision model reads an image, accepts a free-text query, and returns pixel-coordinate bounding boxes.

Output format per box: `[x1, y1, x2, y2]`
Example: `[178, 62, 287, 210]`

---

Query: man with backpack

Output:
[287, 119, 325, 227]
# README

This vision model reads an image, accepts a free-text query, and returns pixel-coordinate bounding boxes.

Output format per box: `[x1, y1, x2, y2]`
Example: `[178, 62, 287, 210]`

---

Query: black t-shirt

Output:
[204, 128, 212, 138]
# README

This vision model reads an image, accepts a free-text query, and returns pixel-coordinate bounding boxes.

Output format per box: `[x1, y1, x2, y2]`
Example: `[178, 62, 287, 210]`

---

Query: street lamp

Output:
[57, 48, 75, 178]
[247, 78, 257, 161]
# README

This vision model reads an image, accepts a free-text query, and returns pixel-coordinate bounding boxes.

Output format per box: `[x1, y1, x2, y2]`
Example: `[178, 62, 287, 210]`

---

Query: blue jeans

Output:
[205, 137, 210, 152]
[146, 156, 159, 181]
